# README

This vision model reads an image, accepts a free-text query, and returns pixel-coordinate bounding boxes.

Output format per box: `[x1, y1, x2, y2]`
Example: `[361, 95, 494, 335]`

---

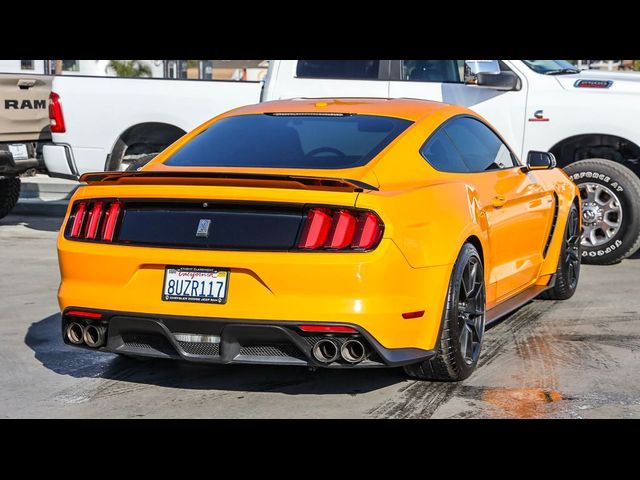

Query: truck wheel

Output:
[0, 177, 21, 220]
[564, 159, 640, 265]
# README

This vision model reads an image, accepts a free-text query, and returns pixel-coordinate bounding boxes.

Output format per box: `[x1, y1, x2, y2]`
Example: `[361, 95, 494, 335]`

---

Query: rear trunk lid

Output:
[117, 200, 307, 250]
[0, 74, 52, 142]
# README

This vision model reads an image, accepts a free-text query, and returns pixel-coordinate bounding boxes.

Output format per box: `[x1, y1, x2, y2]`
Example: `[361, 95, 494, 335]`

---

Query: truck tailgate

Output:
[0, 74, 52, 142]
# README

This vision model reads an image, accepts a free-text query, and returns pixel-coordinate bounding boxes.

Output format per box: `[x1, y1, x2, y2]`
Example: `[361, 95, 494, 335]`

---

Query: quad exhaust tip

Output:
[66, 322, 85, 345]
[312, 338, 368, 364]
[312, 339, 340, 364]
[83, 324, 107, 348]
[341, 339, 366, 364]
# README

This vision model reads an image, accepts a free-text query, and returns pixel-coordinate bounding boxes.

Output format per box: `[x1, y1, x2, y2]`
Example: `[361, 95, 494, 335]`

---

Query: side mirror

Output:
[525, 151, 557, 171]
[464, 60, 519, 91]
[465, 60, 500, 78]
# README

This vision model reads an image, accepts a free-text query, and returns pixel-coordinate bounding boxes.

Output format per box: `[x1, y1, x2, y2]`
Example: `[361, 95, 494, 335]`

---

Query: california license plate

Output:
[162, 266, 229, 304]
[9, 143, 28, 161]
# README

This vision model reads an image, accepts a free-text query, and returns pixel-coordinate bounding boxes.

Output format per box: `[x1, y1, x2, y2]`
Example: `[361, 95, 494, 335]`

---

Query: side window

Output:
[420, 128, 469, 173]
[444, 117, 516, 171]
[296, 60, 380, 80]
[401, 60, 464, 83]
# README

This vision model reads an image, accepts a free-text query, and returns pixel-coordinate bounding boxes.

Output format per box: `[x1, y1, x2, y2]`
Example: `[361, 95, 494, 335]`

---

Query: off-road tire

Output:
[564, 159, 640, 265]
[0, 177, 21, 220]
[404, 243, 485, 382]
[539, 203, 581, 300]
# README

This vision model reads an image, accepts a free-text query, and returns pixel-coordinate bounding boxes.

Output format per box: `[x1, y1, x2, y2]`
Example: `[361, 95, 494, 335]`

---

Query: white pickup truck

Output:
[44, 60, 640, 265]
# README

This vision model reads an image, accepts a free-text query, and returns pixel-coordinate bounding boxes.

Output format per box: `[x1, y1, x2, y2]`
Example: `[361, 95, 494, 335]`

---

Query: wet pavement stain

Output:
[369, 300, 561, 418]
[368, 381, 567, 419]
[368, 298, 634, 419]
[481, 387, 563, 418]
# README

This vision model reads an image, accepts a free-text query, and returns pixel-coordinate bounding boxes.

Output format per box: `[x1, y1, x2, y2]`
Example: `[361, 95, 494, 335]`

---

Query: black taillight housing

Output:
[66, 200, 123, 242]
[297, 207, 384, 251]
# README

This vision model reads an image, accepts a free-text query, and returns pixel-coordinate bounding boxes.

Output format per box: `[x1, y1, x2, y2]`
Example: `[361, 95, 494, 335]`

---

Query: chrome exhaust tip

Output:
[83, 324, 107, 348]
[340, 339, 367, 364]
[66, 322, 86, 345]
[312, 339, 340, 364]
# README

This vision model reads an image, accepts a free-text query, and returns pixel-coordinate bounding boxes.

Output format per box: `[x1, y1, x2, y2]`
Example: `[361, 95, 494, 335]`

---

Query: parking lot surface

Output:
[1, 213, 639, 418]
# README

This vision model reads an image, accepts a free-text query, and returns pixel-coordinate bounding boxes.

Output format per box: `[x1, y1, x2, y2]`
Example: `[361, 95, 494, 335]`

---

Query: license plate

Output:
[162, 266, 229, 304]
[8, 144, 28, 161]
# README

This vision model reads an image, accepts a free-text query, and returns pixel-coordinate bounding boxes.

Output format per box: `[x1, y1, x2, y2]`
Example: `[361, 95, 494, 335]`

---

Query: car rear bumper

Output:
[58, 234, 453, 352]
[61, 308, 435, 368]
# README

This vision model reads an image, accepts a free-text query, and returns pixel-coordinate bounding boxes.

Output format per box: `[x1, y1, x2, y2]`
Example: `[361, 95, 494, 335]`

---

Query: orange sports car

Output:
[57, 98, 581, 381]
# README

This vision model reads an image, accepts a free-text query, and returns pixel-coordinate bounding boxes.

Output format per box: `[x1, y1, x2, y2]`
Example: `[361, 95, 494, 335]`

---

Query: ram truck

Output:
[0, 73, 52, 218]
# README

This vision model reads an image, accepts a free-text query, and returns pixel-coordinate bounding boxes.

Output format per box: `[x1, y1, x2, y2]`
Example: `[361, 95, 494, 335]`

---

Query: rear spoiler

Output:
[79, 171, 379, 192]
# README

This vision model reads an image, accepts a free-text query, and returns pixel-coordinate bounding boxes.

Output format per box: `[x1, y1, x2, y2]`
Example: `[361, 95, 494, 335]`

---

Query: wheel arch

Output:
[465, 234, 484, 265]
[105, 122, 186, 171]
[549, 133, 640, 175]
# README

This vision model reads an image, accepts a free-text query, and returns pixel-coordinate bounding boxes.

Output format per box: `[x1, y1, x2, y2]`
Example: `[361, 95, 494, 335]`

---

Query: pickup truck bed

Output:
[44, 75, 262, 178]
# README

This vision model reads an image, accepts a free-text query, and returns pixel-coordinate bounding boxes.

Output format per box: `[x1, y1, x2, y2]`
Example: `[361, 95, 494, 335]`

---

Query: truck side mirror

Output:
[525, 151, 557, 171]
[464, 60, 520, 91]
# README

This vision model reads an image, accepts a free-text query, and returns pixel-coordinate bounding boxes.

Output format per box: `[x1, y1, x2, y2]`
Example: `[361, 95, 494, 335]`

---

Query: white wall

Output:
[0, 60, 46, 74]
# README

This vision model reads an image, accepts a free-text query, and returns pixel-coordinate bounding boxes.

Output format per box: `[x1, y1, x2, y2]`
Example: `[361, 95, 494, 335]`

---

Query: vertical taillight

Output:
[298, 208, 332, 249]
[326, 210, 357, 249]
[70, 202, 87, 237]
[68, 200, 123, 242]
[101, 202, 122, 242]
[49, 92, 66, 133]
[297, 207, 383, 251]
[351, 212, 384, 250]
[85, 202, 104, 239]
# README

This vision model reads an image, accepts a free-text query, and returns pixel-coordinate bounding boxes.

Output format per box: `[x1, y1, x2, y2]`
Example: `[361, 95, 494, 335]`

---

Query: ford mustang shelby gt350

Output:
[57, 98, 581, 381]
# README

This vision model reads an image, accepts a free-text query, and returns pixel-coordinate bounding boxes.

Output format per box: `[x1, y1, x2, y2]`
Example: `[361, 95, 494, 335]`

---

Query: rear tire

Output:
[0, 177, 21, 220]
[404, 243, 485, 382]
[564, 159, 640, 265]
[539, 203, 581, 300]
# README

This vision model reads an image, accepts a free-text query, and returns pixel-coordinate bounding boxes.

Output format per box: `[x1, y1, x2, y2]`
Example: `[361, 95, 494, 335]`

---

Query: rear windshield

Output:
[163, 113, 413, 169]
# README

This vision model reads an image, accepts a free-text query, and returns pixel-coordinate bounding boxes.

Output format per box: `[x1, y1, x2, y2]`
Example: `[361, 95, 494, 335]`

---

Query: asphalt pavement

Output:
[1, 212, 639, 418]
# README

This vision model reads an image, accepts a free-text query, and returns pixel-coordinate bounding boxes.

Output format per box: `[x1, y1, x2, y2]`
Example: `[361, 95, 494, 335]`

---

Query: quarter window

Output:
[420, 129, 468, 173]
[401, 60, 464, 83]
[296, 60, 380, 80]
[420, 116, 517, 173]
[444, 117, 516, 171]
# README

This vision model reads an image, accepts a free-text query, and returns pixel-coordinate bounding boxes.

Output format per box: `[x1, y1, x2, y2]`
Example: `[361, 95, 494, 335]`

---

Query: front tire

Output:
[564, 159, 640, 265]
[0, 177, 21, 220]
[539, 203, 581, 300]
[404, 243, 485, 382]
